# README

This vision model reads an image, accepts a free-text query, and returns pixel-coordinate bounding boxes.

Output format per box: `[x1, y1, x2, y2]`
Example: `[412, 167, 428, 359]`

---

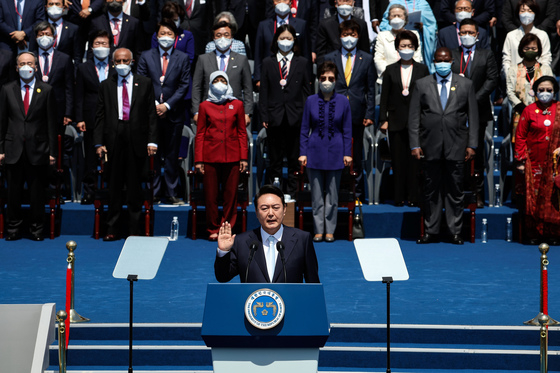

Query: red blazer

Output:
[195, 99, 248, 164]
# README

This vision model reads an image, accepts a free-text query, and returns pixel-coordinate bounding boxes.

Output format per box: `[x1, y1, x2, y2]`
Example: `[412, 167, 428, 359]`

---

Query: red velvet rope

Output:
[65, 263, 72, 349]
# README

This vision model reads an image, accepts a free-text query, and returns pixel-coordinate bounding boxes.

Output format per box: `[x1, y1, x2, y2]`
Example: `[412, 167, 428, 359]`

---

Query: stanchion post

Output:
[539, 313, 549, 373]
[525, 244, 559, 326]
[56, 310, 67, 373]
[66, 241, 90, 323]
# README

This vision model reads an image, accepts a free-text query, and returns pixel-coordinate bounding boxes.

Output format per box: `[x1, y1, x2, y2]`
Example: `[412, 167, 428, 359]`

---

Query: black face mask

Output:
[524, 51, 539, 61]
[107, 1, 123, 13]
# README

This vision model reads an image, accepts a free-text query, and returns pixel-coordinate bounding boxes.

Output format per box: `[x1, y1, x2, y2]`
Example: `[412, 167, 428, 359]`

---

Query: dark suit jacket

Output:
[214, 225, 320, 283]
[315, 14, 370, 65]
[408, 73, 479, 161]
[0, 0, 45, 51]
[191, 51, 253, 115]
[178, 0, 217, 57]
[502, 0, 557, 33]
[379, 60, 430, 131]
[253, 17, 310, 82]
[137, 47, 191, 124]
[75, 58, 116, 126]
[437, 25, 490, 50]
[94, 73, 158, 157]
[89, 13, 142, 58]
[368, 0, 390, 20]
[34, 49, 74, 122]
[0, 80, 57, 165]
[67, 0, 104, 20]
[324, 49, 376, 126]
[440, 0, 495, 27]
[29, 19, 82, 65]
[219, 0, 265, 33]
[264, 0, 319, 50]
[451, 47, 498, 123]
[0, 49, 16, 86]
[259, 55, 311, 127]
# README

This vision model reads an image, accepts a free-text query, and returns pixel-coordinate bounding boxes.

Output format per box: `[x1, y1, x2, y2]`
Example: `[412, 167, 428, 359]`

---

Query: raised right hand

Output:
[218, 221, 235, 252]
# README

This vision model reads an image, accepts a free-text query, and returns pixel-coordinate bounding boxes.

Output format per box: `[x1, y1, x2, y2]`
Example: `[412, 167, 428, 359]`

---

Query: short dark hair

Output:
[515, 0, 540, 20]
[317, 60, 338, 79]
[254, 185, 286, 206]
[270, 24, 301, 56]
[518, 33, 542, 58]
[34, 21, 55, 36]
[394, 30, 419, 50]
[212, 20, 232, 33]
[161, 0, 185, 23]
[89, 29, 111, 47]
[459, 18, 478, 32]
[339, 19, 361, 36]
[157, 20, 178, 36]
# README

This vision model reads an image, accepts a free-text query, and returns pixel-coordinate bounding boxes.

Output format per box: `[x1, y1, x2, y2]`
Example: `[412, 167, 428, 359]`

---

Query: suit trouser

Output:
[6, 152, 48, 235]
[307, 167, 342, 235]
[422, 159, 465, 235]
[81, 125, 98, 199]
[153, 119, 183, 198]
[106, 121, 145, 236]
[388, 129, 419, 204]
[266, 122, 300, 197]
[353, 123, 365, 198]
[202, 162, 239, 235]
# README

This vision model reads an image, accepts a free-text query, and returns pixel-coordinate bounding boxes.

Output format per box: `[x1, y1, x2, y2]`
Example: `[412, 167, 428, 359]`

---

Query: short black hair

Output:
[518, 32, 542, 58]
[254, 185, 286, 206]
[89, 29, 111, 47]
[533, 76, 559, 94]
[157, 20, 178, 36]
[459, 18, 478, 32]
[317, 60, 338, 78]
[515, 0, 540, 20]
[212, 20, 232, 33]
[270, 24, 301, 56]
[339, 19, 360, 36]
[34, 21, 55, 36]
[161, 0, 185, 23]
[394, 30, 419, 50]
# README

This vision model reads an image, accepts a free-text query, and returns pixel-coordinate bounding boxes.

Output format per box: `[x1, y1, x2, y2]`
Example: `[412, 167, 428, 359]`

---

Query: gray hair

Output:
[33, 20, 56, 37]
[214, 11, 238, 35]
[16, 51, 38, 66]
[112, 48, 133, 62]
[388, 4, 408, 23]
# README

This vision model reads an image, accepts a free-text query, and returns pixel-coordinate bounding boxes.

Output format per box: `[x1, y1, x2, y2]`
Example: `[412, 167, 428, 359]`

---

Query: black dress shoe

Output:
[30, 234, 44, 241]
[166, 196, 185, 205]
[5, 233, 21, 241]
[103, 234, 118, 241]
[417, 233, 437, 244]
[451, 234, 464, 245]
[313, 234, 323, 242]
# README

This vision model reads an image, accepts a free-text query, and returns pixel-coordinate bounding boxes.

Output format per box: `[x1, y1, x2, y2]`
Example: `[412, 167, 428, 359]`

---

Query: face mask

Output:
[211, 82, 228, 96]
[319, 80, 335, 93]
[455, 11, 471, 23]
[174, 19, 180, 28]
[398, 48, 414, 61]
[337, 4, 353, 17]
[37, 35, 54, 50]
[275, 2, 290, 16]
[341, 36, 358, 50]
[92, 46, 110, 60]
[519, 12, 535, 26]
[158, 36, 175, 49]
[107, 1, 123, 13]
[18, 65, 34, 80]
[389, 17, 405, 30]
[537, 91, 553, 103]
[277, 39, 294, 52]
[524, 51, 538, 61]
[116, 63, 131, 77]
[214, 37, 233, 52]
[47, 6, 63, 20]
[460, 34, 477, 48]
[435, 62, 452, 77]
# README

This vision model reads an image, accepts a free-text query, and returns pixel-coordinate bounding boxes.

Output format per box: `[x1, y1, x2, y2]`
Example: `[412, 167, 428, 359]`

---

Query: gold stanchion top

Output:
[66, 241, 77, 252]
[539, 243, 550, 254]
[56, 310, 67, 322]
[538, 313, 550, 326]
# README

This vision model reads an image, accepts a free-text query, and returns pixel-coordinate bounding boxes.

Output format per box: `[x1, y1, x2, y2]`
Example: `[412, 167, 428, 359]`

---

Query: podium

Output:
[202, 283, 329, 373]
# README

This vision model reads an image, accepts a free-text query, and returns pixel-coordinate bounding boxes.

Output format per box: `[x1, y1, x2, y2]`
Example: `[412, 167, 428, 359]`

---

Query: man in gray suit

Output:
[192, 21, 253, 126]
[408, 47, 479, 245]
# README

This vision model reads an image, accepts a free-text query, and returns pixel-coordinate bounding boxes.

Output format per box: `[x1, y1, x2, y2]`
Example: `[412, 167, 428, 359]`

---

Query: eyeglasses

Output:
[319, 76, 335, 82]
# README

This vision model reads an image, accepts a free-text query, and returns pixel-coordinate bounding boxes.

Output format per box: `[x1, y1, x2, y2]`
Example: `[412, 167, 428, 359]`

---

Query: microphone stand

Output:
[245, 242, 259, 282]
[276, 241, 287, 283]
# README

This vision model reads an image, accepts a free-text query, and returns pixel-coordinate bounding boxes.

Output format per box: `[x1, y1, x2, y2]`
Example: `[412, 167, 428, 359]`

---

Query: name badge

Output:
[229, 104, 234, 110]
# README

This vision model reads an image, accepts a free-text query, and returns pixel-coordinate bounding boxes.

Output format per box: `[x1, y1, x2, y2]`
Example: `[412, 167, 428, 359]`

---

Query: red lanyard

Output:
[291, 0, 297, 17]
[278, 59, 288, 80]
[14, 0, 22, 23]
[404, 0, 416, 13]
[460, 50, 472, 75]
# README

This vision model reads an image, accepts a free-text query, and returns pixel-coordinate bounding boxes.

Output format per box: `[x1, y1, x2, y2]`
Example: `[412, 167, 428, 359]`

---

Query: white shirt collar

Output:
[260, 225, 284, 246]
[39, 47, 54, 55]
[215, 48, 231, 58]
[48, 17, 62, 25]
[436, 72, 452, 84]
[94, 56, 108, 65]
[276, 51, 294, 62]
[20, 77, 36, 89]
[159, 46, 173, 57]
[341, 47, 356, 57]
[276, 15, 289, 25]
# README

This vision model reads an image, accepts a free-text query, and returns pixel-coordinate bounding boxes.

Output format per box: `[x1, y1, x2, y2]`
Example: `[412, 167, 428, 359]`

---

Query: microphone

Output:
[276, 241, 287, 283]
[245, 241, 259, 282]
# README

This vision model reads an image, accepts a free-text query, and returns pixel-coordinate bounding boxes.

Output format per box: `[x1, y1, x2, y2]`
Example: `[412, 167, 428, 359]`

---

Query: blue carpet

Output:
[0, 236, 556, 325]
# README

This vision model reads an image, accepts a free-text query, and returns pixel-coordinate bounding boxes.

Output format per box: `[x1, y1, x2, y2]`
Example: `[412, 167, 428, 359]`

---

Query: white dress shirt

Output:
[276, 51, 294, 76]
[501, 26, 551, 77]
[215, 48, 231, 71]
[20, 77, 36, 102]
[38, 47, 54, 77]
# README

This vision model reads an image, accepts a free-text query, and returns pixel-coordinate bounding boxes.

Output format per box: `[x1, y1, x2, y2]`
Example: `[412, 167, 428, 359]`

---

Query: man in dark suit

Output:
[409, 47, 479, 245]
[439, 0, 495, 29]
[324, 19, 375, 199]
[369, 0, 390, 30]
[436, 0, 490, 50]
[215, 185, 320, 283]
[137, 21, 190, 205]
[220, 0, 266, 59]
[315, 0, 369, 65]
[0, 49, 16, 85]
[451, 19, 499, 207]
[502, 0, 557, 34]
[178, 0, 216, 57]
[93, 47, 158, 241]
[192, 21, 253, 125]
[0, 0, 45, 52]
[0, 51, 57, 241]
[75, 30, 115, 204]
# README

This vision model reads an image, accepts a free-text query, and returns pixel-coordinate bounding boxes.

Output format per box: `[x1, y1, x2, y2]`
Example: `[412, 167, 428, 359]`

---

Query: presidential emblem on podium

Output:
[244, 288, 285, 329]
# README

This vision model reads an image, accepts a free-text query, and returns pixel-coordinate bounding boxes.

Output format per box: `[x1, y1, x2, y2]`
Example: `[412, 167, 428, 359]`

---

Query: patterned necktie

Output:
[219, 54, 226, 71]
[281, 57, 287, 78]
[185, 0, 193, 18]
[266, 236, 276, 282]
[23, 84, 30, 115]
[344, 52, 352, 85]
[97, 61, 106, 82]
[440, 79, 448, 110]
[52, 22, 58, 47]
[42, 52, 50, 76]
[112, 18, 120, 45]
[122, 78, 130, 120]
[162, 52, 168, 76]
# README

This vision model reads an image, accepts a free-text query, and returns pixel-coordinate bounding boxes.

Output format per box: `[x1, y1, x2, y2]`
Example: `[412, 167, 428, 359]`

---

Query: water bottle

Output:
[506, 217, 512, 242]
[273, 177, 281, 189]
[481, 218, 488, 243]
[494, 184, 501, 207]
[170, 216, 179, 241]
[493, 121, 499, 138]
[493, 148, 500, 172]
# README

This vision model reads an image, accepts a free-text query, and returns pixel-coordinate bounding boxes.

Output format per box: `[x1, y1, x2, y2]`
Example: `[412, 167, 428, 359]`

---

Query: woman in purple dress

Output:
[299, 61, 352, 243]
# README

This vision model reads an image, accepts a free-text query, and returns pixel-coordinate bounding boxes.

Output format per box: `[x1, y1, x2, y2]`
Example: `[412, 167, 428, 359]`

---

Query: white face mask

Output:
[537, 91, 553, 103]
[389, 17, 405, 30]
[519, 12, 535, 26]
[214, 37, 233, 52]
[319, 80, 335, 93]
[116, 63, 131, 77]
[18, 65, 35, 80]
[92, 47, 110, 60]
[275, 2, 290, 16]
[158, 36, 175, 49]
[398, 48, 414, 61]
[337, 4, 353, 17]
[341, 36, 358, 50]
[455, 11, 471, 23]
[460, 34, 477, 48]
[211, 82, 228, 96]
[174, 19, 180, 28]
[37, 35, 54, 50]
[47, 6, 63, 20]
[277, 39, 294, 53]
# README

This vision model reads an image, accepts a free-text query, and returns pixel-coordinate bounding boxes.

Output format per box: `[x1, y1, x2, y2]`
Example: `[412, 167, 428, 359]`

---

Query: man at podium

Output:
[214, 185, 320, 283]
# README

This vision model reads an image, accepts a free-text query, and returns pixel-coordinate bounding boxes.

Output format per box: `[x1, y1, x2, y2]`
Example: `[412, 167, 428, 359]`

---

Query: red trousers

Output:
[203, 162, 239, 234]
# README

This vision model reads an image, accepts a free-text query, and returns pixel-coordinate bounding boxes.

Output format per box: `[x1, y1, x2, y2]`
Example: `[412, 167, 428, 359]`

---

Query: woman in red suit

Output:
[195, 71, 248, 240]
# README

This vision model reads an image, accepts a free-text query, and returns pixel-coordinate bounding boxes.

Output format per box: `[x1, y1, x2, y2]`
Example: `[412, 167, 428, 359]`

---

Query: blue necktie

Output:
[17, 0, 23, 30]
[219, 54, 226, 71]
[440, 79, 448, 110]
[42, 52, 50, 76]
[97, 61, 106, 82]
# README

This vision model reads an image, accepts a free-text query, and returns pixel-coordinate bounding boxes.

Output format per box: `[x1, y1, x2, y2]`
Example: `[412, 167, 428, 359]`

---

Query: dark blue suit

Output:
[214, 225, 320, 283]
[89, 13, 142, 59]
[29, 19, 82, 67]
[0, 0, 45, 52]
[437, 25, 490, 50]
